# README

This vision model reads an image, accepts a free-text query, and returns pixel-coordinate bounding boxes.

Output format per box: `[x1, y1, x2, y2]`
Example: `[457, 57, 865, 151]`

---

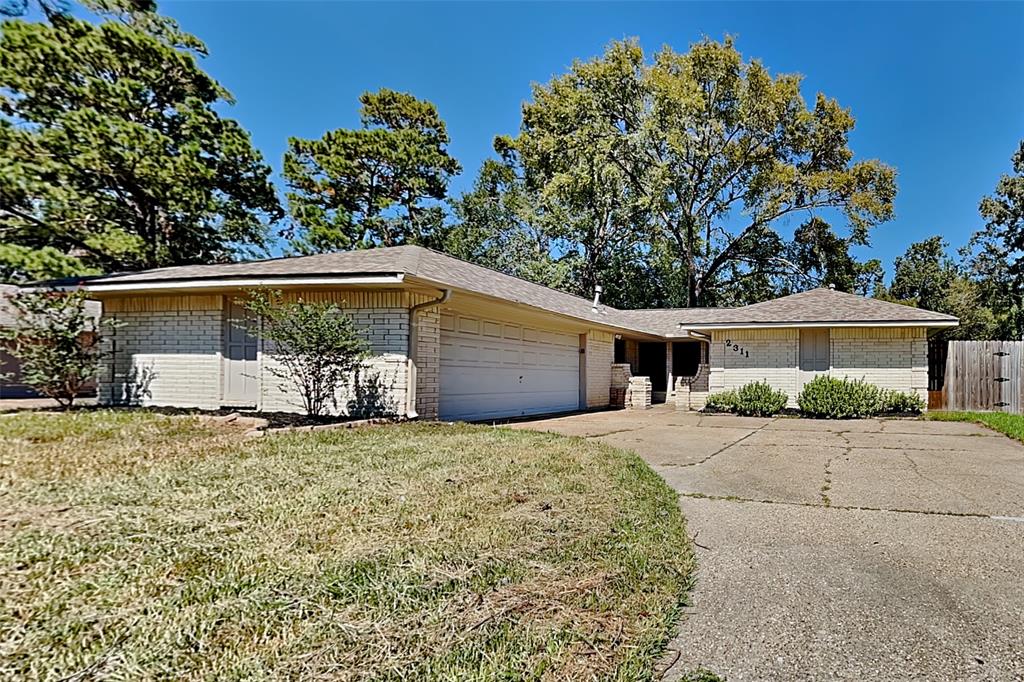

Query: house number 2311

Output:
[724, 339, 750, 358]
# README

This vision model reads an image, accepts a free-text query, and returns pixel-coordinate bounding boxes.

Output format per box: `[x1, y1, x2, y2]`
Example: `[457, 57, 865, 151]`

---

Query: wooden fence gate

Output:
[943, 340, 1023, 413]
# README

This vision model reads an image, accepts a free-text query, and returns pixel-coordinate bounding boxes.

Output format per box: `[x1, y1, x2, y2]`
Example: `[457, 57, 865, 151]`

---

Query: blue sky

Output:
[161, 1, 1024, 271]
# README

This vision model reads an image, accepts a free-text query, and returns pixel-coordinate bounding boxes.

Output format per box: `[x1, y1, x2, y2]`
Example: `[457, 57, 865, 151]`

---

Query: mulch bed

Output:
[128, 406, 384, 430]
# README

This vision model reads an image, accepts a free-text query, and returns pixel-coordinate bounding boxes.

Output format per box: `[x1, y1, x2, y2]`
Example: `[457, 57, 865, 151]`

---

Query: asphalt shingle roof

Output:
[686, 287, 957, 327]
[74, 246, 957, 335]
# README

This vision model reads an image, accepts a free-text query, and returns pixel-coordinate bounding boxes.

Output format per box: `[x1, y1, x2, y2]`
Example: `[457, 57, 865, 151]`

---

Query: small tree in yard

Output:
[1, 290, 109, 408]
[240, 289, 369, 418]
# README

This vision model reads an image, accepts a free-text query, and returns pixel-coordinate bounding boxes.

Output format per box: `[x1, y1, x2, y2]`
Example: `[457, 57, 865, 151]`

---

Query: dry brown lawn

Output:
[0, 411, 693, 680]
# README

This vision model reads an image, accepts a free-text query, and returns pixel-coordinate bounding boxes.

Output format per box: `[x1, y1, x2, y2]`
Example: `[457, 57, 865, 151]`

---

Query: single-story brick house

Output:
[55, 245, 957, 420]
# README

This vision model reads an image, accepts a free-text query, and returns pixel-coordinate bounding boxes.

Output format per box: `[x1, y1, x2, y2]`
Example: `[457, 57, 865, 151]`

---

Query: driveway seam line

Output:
[677, 418, 776, 468]
[677, 492, 1010, 520]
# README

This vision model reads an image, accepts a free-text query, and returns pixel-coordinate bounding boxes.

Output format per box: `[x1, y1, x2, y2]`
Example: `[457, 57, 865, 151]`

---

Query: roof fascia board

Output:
[683, 319, 959, 331]
[47, 274, 406, 294]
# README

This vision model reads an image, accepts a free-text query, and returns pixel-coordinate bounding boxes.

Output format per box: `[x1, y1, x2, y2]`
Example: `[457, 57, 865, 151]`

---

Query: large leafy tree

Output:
[503, 38, 896, 307]
[431, 157, 570, 291]
[502, 44, 652, 303]
[783, 218, 884, 297]
[881, 236, 999, 340]
[283, 89, 461, 253]
[439, 148, 662, 309]
[965, 140, 1024, 338]
[888, 235, 957, 312]
[0, 2, 282, 282]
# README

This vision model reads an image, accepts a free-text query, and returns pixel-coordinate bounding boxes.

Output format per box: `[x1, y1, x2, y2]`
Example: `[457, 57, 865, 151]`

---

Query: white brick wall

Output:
[99, 295, 414, 417]
[100, 305, 223, 409]
[585, 330, 614, 408]
[708, 326, 929, 406]
[830, 327, 928, 404]
[710, 329, 799, 404]
[260, 307, 409, 416]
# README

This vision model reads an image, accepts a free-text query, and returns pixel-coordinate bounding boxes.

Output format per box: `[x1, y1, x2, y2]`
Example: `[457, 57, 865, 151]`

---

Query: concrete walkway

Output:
[511, 407, 1024, 681]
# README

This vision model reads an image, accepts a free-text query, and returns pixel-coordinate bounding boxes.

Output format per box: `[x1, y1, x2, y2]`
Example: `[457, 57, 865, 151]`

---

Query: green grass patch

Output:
[926, 410, 1024, 442]
[0, 411, 694, 680]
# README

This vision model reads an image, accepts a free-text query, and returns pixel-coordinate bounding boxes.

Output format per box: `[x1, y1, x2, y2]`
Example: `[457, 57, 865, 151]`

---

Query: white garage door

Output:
[439, 311, 581, 421]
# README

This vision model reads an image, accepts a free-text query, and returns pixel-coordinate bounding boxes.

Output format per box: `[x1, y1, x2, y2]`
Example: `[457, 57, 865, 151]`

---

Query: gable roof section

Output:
[61, 246, 957, 334]
[69, 245, 643, 333]
[675, 288, 958, 329]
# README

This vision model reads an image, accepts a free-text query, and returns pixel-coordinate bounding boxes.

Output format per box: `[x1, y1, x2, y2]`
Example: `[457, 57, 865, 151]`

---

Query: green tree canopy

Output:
[881, 236, 999, 340]
[965, 139, 1024, 337]
[888, 235, 957, 312]
[283, 89, 461, 253]
[0, 3, 282, 282]
[430, 157, 570, 292]
[492, 37, 896, 307]
[784, 218, 884, 297]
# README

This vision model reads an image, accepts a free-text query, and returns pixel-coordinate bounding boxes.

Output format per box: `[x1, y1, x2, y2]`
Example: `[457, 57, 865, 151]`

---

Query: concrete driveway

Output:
[510, 407, 1024, 681]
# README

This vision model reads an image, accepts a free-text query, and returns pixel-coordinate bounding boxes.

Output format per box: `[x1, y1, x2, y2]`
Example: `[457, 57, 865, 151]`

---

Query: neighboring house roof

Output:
[55, 246, 957, 335]
[1, 283, 101, 328]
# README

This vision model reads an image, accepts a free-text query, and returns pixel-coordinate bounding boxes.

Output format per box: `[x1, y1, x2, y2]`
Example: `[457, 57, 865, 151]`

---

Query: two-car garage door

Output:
[439, 311, 581, 421]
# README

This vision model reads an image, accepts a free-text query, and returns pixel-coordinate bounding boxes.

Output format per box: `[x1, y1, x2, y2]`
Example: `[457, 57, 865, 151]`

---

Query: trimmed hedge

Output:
[705, 381, 788, 417]
[705, 376, 926, 419]
[797, 375, 924, 418]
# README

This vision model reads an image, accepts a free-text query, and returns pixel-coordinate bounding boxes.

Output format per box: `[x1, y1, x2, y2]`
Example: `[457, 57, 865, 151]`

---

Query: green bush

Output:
[881, 389, 925, 414]
[704, 389, 738, 412]
[734, 380, 789, 416]
[797, 375, 891, 418]
[705, 382, 788, 416]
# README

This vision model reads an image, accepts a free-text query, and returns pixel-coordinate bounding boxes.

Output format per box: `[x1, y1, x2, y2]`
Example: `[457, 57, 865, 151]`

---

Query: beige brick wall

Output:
[585, 330, 614, 408]
[830, 327, 928, 403]
[414, 307, 441, 419]
[710, 329, 800, 405]
[99, 299, 224, 409]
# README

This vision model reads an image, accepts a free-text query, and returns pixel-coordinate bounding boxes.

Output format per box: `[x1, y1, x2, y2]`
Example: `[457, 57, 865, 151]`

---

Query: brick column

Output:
[414, 307, 441, 419]
[626, 376, 652, 409]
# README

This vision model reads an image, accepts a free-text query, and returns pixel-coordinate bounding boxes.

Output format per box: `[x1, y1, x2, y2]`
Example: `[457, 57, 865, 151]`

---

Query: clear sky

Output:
[163, 1, 1024, 272]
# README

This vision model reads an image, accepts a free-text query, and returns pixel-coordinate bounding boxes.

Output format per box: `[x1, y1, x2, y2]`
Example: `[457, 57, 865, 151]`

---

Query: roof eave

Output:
[682, 319, 960, 331]
[36, 273, 407, 294]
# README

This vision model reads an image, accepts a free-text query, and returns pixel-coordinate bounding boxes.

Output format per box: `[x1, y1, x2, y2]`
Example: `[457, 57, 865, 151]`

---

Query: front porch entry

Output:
[613, 336, 710, 409]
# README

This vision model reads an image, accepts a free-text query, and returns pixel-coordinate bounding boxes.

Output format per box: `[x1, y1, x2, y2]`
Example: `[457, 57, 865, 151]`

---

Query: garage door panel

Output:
[440, 392, 578, 422]
[441, 365, 577, 390]
[440, 312, 581, 421]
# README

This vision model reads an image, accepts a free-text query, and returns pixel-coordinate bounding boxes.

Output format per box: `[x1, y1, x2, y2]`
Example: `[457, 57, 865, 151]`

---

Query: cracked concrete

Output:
[511, 406, 1024, 681]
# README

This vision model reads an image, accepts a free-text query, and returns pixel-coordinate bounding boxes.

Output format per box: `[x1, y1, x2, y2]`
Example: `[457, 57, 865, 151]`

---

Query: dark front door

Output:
[638, 342, 667, 393]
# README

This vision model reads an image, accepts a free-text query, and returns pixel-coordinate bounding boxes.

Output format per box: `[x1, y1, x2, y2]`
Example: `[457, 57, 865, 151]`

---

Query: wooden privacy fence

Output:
[943, 340, 1023, 413]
